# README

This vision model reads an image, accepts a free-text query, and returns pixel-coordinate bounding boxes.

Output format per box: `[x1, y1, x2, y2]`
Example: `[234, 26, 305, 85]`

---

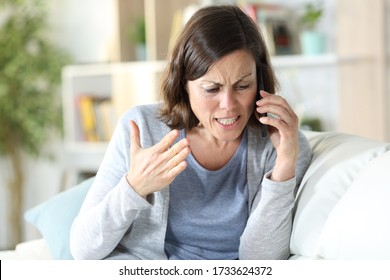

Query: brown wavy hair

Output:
[158, 5, 278, 130]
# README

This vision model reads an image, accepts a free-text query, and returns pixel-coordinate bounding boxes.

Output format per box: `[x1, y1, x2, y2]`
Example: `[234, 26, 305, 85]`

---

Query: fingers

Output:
[167, 140, 191, 169]
[130, 120, 141, 155]
[130, 120, 185, 155]
[256, 91, 298, 129]
[166, 148, 190, 180]
[128, 121, 191, 197]
[168, 137, 190, 156]
[156, 129, 181, 153]
[155, 128, 191, 170]
[168, 160, 188, 179]
[161, 136, 191, 182]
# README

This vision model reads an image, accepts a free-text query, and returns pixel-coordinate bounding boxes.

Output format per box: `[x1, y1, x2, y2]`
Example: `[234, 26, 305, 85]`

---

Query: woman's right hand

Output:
[126, 120, 191, 198]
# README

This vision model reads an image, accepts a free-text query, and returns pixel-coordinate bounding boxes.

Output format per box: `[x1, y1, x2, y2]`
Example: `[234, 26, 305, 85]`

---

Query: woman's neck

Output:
[185, 126, 243, 171]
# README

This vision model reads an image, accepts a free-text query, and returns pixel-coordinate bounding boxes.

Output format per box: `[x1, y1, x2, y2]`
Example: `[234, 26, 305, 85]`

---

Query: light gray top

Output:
[70, 103, 312, 260]
[164, 129, 249, 259]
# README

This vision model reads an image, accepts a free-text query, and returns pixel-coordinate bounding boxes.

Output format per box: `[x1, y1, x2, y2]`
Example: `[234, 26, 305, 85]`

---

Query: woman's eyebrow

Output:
[201, 81, 222, 86]
[232, 73, 254, 85]
[202, 73, 254, 86]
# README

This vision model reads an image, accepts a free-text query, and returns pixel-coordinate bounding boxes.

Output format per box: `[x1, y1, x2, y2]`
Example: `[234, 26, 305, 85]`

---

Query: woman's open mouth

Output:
[216, 116, 239, 126]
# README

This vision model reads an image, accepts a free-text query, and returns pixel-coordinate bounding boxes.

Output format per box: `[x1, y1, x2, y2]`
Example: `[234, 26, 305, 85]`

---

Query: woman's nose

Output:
[219, 89, 236, 110]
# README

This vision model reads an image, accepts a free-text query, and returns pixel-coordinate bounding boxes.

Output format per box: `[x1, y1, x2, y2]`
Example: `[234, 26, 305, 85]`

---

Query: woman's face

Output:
[187, 49, 257, 143]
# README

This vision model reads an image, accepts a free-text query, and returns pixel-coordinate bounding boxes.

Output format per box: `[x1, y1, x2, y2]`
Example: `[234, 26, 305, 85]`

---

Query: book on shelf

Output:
[76, 95, 117, 142]
[95, 99, 117, 142]
[77, 95, 98, 142]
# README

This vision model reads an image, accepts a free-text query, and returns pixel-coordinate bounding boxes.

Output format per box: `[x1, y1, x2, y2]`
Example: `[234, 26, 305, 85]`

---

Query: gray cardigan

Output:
[70, 104, 311, 260]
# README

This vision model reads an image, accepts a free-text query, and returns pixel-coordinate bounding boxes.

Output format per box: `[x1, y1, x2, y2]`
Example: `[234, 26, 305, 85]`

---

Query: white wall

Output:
[275, 63, 338, 131]
[47, 0, 117, 63]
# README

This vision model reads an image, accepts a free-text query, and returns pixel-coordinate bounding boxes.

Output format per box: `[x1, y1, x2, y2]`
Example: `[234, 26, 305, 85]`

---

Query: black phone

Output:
[257, 67, 267, 137]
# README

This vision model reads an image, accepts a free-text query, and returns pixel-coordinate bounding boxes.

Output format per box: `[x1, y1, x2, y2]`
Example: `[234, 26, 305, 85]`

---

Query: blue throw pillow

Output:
[24, 177, 94, 259]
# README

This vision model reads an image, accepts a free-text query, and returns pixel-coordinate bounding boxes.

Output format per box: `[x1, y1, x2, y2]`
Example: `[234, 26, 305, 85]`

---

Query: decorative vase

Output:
[300, 31, 326, 55]
[135, 44, 147, 61]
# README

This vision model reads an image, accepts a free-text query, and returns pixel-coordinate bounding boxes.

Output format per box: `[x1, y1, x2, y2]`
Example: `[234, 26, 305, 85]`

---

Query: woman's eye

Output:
[204, 88, 219, 93]
[236, 84, 250, 91]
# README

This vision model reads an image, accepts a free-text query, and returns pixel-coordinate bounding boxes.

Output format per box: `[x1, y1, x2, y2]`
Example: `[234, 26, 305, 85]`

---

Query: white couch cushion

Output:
[290, 131, 390, 258]
[0, 239, 51, 260]
[316, 151, 390, 259]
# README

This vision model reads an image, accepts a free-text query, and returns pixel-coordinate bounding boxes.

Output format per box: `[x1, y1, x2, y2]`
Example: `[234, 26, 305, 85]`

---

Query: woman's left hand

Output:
[256, 90, 299, 182]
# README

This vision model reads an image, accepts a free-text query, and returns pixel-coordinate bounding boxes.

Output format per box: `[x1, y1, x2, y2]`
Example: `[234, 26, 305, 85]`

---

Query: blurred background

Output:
[0, 0, 389, 250]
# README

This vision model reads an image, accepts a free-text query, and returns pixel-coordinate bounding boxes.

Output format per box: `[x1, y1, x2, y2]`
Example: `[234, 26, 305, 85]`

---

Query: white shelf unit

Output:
[61, 61, 166, 188]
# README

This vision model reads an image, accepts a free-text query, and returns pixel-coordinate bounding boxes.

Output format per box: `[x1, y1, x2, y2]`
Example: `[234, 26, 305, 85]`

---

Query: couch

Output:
[1, 131, 389, 260]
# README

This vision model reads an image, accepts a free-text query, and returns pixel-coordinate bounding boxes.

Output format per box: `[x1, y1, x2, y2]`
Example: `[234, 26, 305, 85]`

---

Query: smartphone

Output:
[256, 67, 267, 137]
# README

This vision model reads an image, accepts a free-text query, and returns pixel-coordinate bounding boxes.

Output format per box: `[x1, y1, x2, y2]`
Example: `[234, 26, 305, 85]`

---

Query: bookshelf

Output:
[61, 61, 166, 188]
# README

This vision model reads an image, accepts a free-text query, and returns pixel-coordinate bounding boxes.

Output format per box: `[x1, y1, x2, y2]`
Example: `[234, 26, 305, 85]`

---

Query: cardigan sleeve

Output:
[239, 173, 296, 259]
[69, 109, 152, 260]
[239, 131, 312, 260]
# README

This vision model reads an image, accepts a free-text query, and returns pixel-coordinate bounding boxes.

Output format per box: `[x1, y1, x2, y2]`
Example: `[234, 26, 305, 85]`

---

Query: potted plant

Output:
[128, 17, 147, 60]
[300, 116, 323, 131]
[0, 0, 70, 248]
[299, 2, 326, 55]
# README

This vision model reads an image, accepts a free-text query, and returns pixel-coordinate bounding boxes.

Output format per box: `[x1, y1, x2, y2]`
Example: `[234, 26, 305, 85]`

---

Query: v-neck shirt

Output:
[164, 129, 249, 260]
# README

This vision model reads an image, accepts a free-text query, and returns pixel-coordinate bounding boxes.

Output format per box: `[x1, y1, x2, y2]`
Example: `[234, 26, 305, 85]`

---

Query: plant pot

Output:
[135, 44, 147, 61]
[300, 31, 326, 55]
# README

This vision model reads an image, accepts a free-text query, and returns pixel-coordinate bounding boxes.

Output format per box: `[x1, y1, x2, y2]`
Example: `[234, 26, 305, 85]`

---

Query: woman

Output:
[70, 5, 311, 260]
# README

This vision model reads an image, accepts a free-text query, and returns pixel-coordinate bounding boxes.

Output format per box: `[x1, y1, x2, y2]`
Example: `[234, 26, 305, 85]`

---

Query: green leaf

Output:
[0, 0, 71, 157]
[300, 2, 323, 30]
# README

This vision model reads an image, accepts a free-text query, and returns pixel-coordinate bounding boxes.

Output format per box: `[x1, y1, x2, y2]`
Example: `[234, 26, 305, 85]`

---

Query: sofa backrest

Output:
[291, 131, 390, 259]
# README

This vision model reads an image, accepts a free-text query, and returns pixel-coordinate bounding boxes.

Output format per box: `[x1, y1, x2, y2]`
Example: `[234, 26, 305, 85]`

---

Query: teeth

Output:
[217, 117, 238, 125]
